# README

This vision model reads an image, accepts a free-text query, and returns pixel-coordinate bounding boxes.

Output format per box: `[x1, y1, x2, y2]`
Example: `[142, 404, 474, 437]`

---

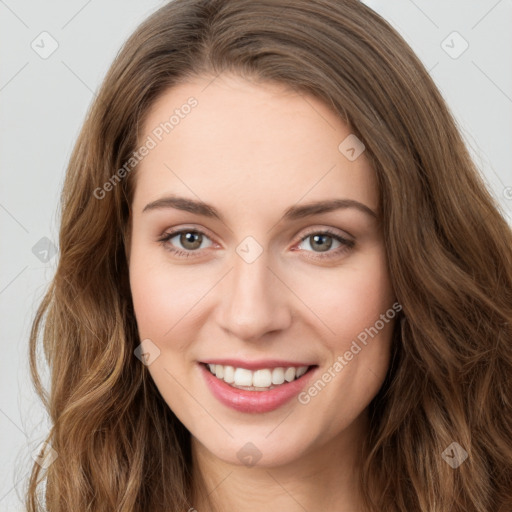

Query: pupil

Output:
[311, 234, 332, 252]
[181, 231, 201, 250]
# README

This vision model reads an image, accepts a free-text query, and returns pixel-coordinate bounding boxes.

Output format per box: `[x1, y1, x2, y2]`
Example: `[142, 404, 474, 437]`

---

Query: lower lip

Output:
[199, 363, 317, 413]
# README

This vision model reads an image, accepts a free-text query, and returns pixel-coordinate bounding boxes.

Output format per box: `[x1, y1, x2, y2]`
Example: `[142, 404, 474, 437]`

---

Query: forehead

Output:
[133, 74, 377, 215]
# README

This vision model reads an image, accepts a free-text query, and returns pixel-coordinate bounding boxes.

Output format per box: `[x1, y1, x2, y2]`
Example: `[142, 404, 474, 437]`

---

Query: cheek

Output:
[290, 246, 395, 410]
[292, 246, 394, 341]
[128, 241, 212, 343]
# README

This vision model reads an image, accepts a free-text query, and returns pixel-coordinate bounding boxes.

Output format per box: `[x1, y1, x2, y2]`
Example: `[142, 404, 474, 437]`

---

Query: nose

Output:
[216, 252, 292, 342]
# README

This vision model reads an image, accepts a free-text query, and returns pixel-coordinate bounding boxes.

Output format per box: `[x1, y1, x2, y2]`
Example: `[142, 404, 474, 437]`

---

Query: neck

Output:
[190, 410, 370, 512]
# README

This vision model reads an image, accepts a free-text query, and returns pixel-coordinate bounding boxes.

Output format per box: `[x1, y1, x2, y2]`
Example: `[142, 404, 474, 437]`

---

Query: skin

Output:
[127, 73, 396, 512]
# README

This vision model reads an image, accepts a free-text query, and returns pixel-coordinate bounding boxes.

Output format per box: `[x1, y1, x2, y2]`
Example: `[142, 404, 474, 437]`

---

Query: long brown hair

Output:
[26, 0, 512, 510]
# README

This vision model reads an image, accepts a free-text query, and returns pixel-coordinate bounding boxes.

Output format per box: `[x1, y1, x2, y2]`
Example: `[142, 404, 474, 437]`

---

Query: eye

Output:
[157, 226, 355, 260]
[295, 228, 355, 260]
[157, 228, 214, 257]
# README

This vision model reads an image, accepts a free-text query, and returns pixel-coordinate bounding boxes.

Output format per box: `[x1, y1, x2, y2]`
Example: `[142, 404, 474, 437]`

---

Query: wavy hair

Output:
[26, 0, 512, 510]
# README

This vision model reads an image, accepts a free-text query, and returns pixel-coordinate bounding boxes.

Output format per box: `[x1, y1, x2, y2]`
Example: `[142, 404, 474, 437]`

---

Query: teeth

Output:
[206, 363, 310, 389]
[296, 366, 308, 378]
[253, 369, 272, 388]
[214, 365, 224, 379]
[271, 367, 285, 385]
[234, 367, 253, 386]
[223, 365, 235, 383]
[284, 367, 296, 382]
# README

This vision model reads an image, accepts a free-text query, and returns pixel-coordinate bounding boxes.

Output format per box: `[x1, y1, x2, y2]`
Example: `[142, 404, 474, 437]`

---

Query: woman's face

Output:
[128, 73, 396, 467]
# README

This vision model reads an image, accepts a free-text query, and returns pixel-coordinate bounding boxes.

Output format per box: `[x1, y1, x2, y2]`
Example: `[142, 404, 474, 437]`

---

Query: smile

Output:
[205, 363, 310, 390]
[199, 362, 318, 413]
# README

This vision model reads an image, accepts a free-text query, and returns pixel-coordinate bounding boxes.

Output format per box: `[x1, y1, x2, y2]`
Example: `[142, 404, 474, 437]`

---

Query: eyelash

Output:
[157, 227, 355, 261]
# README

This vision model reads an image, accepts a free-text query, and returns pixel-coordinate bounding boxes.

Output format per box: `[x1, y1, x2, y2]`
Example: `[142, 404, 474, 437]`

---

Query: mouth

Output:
[201, 362, 317, 391]
[199, 362, 319, 413]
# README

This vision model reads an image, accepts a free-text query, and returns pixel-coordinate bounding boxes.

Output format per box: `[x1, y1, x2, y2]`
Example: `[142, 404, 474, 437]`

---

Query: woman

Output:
[27, 0, 512, 511]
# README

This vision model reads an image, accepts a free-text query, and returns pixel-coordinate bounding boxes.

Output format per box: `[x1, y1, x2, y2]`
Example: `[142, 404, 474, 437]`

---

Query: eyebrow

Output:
[142, 195, 377, 221]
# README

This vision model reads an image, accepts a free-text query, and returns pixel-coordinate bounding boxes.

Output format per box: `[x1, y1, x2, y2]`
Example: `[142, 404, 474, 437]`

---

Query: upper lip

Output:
[200, 359, 316, 370]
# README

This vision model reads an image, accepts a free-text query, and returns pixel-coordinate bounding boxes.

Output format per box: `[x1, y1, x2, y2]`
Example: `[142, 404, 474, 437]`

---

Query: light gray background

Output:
[1, 1, 511, 510]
